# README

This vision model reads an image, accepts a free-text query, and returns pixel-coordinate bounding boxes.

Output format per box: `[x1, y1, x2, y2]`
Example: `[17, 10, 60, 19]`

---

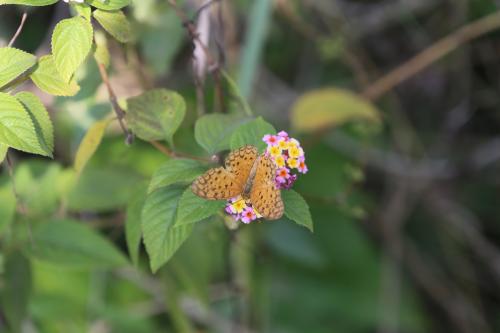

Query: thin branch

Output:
[363, 10, 500, 100]
[7, 13, 27, 47]
[168, 0, 226, 112]
[149, 140, 212, 162]
[96, 62, 134, 145]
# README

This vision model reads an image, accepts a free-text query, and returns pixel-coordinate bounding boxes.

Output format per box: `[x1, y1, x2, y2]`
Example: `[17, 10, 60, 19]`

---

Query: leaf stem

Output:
[7, 13, 27, 47]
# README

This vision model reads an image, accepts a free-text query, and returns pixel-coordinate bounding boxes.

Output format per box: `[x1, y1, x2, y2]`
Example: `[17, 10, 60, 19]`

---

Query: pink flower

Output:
[241, 207, 257, 224]
[298, 158, 308, 174]
[263, 134, 279, 146]
[277, 131, 289, 140]
[276, 167, 290, 184]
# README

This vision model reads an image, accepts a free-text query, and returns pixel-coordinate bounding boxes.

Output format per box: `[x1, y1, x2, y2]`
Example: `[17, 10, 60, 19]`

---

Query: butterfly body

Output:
[191, 145, 284, 220]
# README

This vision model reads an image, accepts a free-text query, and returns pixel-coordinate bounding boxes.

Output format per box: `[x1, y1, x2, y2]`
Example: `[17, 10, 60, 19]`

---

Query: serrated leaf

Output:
[126, 89, 186, 145]
[125, 183, 147, 266]
[31, 219, 128, 268]
[0, 92, 47, 156]
[30, 55, 80, 96]
[93, 9, 132, 43]
[194, 114, 250, 154]
[0, 0, 57, 5]
[230, 116, 276, 152]
[74, 118, 112, 175]
[15, 91, 54, 157]
[176, 187, 225, 226]
[51, 16, 93, 82]
[0, 179, 16, 235]
[222, 70, 253, 116]
[71, 2, 91, 20]
[148, 158, 206, 193]
[142, 185, 192, 272]
[93, 30, 110, 68]
[291, 88, 381, 132]
[1, 251, 31, 333]
[0, 47, 36, 89]
[282, 190, 313, 232]
[86, 0, 130, 10]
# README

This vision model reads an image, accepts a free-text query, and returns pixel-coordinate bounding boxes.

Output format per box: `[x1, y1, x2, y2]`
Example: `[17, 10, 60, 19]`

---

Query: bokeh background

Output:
[1, 0, 500, 332]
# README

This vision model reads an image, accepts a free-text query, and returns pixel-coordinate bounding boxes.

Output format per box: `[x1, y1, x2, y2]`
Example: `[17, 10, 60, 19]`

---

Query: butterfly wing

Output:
[250, 154, 284, 220]
[225, 145, 258, 189]
[191, 167, 241, 200]
[191, 145, 258, 200]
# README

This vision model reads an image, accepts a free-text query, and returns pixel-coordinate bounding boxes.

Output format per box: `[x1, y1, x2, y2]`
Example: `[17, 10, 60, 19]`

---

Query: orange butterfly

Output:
[191, 145, 284, 220]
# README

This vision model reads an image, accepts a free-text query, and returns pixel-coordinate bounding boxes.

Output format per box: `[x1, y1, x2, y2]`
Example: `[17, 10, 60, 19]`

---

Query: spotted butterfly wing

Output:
[250, 154, 284, 220]
[191, 145, 258, 200]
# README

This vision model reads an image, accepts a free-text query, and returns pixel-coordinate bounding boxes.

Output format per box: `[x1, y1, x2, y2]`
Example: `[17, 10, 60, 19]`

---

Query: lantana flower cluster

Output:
[225, 131, 308, 224]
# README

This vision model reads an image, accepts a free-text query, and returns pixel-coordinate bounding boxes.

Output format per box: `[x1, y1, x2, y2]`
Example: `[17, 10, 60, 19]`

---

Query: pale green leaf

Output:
[148, 158, 206, 193]
[176, 187, 225, 226]
[0, 47, 36, 89]
[126, 89, 186, 145]
[86, 0, 129, 10]
[93, 9, 132, 43]
[0, 179, 16, 235]
[71, 2, 91, 20]
[230, 116, 275, 152]
[30, 55, 80, 96]
[74, 118, 112, 175]
[0, 143, 7, 164]
[291, 88, 380, 132]
[1, 251, 31, 333]
[51, 16, 93, 82]
[282, 190, 313, 231]
[31, 219, 128, 268]
[0, 92, 47, 156]
[194, 113, 250, 154]
[93, 30, 110, 68]
[0, 0, 58, 5]
[125, 183, 147, 266]
[142, 185, 191, 272]
[15, 91, 54, 157]
[222, 70, 252, 116]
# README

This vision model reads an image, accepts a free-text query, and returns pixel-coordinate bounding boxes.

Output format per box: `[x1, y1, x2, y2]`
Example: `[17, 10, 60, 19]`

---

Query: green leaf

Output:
[0, 0, 57, 5]
[148, 158, 206, 193]
[74, 118, 112, 175]
[291, 88, 380, 132]
[222, 70, 253, 116]
[93, 30, 110, 68]
[194, 113, 250, 154]
[0, 143, 7, 164]
[93, 9, 132, 43]
[176, 187, 225, 226]
[230, 116, 275, 152]
[0, 92, 47, 156]
[51, 16, 93, 82]
[0, 179, 16, 235]
[142, 185, 192, 272]
[31, 219, 128, 268]
[86, 0, 130, 10]
[282, 190, 313, 232]
[30, 55, 80, 96]
[71, 2, 91, 20]
[0, 47, 36, 90]
[15, 91, 54, 157]
[125, 183, 147, 266]
[126, 89, 186, 145]
[1, 251, 31, 333]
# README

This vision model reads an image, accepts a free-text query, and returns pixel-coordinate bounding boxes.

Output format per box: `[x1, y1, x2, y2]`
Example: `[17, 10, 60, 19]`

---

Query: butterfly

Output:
[191, 145, 284, 220]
